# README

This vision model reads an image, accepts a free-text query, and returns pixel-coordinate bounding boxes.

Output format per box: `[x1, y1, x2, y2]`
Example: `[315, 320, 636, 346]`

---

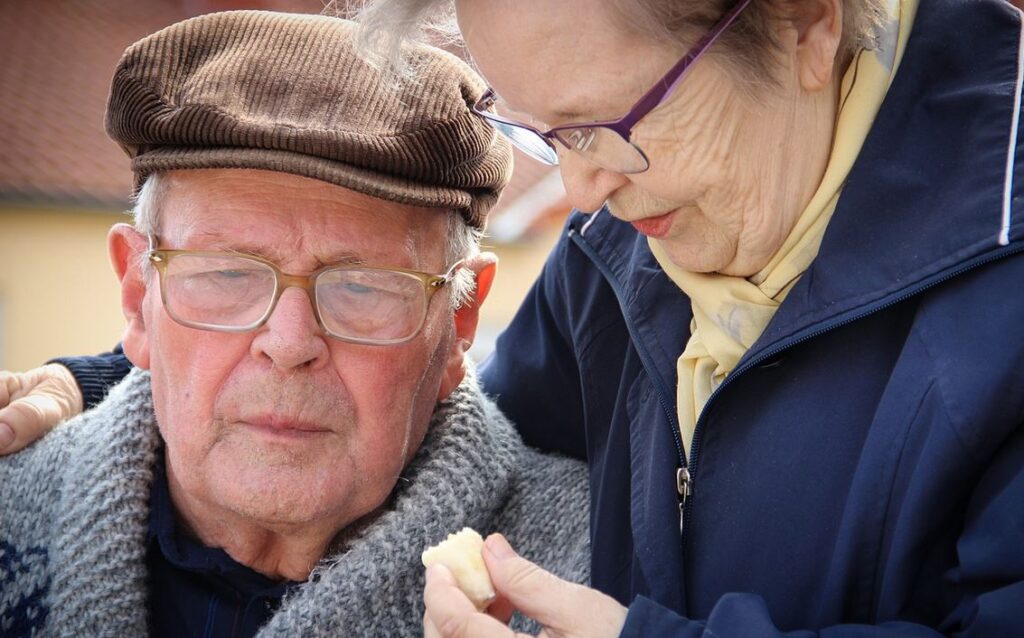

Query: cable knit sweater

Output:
[0, 369, 590, 636]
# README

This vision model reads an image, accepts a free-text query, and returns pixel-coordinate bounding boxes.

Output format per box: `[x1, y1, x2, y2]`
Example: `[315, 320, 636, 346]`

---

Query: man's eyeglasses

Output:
[471, 0, 753, 174]
[147, 235, 462, 346]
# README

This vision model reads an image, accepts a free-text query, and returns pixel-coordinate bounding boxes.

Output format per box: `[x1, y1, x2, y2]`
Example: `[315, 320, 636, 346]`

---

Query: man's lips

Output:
[238, 415, 331, 436]
[630, 211, 676, 238]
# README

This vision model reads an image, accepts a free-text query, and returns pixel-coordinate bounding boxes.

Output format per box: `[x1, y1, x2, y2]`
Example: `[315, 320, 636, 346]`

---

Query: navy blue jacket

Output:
[480, 0, 1024, 634]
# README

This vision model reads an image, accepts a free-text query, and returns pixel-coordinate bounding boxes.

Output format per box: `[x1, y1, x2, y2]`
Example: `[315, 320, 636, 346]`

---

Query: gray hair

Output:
[132, 173, 481, 309]
[351, 0, 888, 88]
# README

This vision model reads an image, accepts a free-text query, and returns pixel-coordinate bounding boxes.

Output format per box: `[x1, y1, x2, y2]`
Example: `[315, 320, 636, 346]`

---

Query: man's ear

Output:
[108, 223, 152, 370]
[436, 252, 498, 401]
[793, 0, 843, 92]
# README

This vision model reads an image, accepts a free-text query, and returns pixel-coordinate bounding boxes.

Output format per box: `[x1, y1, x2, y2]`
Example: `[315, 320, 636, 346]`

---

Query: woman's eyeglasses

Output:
[471, 0, 753, 174]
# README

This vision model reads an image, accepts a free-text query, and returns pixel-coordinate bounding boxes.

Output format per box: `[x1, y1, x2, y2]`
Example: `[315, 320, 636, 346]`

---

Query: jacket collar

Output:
[574, 0, 1024, 370]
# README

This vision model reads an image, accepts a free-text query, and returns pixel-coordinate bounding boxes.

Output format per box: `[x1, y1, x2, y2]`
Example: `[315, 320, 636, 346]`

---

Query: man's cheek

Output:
[358, 419, 409, 479]
[176, 335, 250, 402]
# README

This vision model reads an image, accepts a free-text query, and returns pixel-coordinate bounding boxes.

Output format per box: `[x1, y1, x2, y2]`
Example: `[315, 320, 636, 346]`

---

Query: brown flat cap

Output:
[106, 11, 512, 229]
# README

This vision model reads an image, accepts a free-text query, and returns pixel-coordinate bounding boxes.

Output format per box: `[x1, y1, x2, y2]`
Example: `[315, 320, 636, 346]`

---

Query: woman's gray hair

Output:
[351, 0, 888, 87]
[132, 172, 481, 309]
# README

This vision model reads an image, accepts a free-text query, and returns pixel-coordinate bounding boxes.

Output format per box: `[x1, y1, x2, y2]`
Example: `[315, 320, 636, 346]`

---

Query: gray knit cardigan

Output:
[0, 369, 590, 636]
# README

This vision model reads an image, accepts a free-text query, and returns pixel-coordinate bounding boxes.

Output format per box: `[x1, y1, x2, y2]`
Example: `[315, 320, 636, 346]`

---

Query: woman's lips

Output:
[630, 211, 675, 238]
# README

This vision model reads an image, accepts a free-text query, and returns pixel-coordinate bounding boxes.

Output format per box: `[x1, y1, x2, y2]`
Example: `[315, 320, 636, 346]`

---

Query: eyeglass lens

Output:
[488, 119, 559, 165]
[481, 111, 650, 173]
[315, 268, 425, 341]
[164, 254, 275, 328]
[161, 253, 429, 343]
[552, 127, 650, 173]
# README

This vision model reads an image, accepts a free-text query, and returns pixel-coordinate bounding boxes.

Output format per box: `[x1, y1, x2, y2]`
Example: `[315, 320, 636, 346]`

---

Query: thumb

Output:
[482, 534, 583, 630]
[482, 535, 627, 638]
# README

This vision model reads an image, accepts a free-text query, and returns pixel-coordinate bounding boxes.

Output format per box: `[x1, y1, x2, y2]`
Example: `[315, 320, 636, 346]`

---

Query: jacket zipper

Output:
[676, 467, 693, 535]
[572, 224, 1022, 543]
[568, 228, 689, 531]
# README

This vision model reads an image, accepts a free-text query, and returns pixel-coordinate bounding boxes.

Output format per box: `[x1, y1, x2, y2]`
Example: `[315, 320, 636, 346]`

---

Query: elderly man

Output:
[0, 11, 588, 637]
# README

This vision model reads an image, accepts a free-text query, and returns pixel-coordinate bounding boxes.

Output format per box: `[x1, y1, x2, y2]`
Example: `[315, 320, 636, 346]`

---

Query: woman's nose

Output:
[555, 148, 630, 213]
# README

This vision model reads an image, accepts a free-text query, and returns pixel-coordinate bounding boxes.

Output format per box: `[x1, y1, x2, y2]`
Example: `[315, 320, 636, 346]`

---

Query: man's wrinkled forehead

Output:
[158, 170, 449, 270]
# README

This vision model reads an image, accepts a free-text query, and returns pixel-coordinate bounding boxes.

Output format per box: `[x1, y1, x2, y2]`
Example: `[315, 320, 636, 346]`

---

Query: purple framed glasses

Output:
[471, 0, 753, 174]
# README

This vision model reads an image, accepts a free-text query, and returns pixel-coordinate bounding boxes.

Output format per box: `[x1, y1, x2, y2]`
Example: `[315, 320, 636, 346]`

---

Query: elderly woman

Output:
[358, 0, 1024, 635]
[2, 0, 1023, 635]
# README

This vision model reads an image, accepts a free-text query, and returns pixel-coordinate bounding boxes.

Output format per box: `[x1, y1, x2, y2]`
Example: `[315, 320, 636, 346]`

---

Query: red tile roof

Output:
[0, 0, 566, 231]
[0, 0, 183, 207]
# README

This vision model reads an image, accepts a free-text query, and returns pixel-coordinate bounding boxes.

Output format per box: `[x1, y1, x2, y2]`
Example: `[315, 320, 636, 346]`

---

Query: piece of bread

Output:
[421, 527, 496, 610]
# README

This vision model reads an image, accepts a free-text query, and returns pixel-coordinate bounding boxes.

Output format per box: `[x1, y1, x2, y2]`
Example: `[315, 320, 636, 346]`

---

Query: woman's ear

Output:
[793, 0, 844, 92]
[108, 223, 152, 369]
[436, 252, 498, 401]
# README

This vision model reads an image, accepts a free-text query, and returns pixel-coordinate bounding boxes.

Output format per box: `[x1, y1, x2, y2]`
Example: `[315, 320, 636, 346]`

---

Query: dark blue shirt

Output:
[147, 454, 295, 637]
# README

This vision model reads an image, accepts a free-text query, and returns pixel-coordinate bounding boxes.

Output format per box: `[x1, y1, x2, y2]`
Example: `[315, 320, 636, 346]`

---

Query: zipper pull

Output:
[676, 467, 692, 535]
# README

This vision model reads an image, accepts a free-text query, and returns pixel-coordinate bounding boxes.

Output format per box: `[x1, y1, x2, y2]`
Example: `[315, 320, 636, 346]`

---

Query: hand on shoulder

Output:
[0, 363, 83, 455]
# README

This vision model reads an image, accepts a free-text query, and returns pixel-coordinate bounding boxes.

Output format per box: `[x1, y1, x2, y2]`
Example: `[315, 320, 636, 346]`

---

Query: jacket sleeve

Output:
[479, 225, 587, 459]
[620, 422, 1024, 638]
[49, 343, 134, 410]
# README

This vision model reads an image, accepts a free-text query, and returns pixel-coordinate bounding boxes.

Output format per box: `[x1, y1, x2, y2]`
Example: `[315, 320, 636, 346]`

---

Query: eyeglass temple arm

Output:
[616, 0, 754, 132]
[436, 259, 466, 287]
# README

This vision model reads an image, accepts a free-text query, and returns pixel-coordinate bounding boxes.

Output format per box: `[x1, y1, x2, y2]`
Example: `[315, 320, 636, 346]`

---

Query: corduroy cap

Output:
[105, 11, 512, 229]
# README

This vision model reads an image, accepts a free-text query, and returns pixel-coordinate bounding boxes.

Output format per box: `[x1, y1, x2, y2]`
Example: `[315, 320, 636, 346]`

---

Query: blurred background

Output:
[0, 0, 570, 370]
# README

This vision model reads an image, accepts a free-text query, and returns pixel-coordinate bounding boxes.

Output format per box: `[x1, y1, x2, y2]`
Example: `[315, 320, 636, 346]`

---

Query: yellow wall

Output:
[471, 225, 562, 360]
[0, 206, 126, 371]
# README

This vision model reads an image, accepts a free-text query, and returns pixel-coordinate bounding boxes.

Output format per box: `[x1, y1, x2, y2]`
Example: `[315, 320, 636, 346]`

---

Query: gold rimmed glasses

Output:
[147, 234, 462, 345]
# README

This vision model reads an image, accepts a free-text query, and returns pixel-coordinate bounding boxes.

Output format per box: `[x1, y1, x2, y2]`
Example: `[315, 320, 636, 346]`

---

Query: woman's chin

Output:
[651, 236, 732, 275]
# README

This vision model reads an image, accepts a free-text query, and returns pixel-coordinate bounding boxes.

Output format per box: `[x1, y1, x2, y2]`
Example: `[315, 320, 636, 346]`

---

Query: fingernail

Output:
[485, 534, 516, 561]
[0, 423, 14, 450]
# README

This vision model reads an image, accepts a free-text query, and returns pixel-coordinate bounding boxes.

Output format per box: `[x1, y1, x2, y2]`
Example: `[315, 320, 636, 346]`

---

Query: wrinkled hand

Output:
[0, 364, 83, 455]
[423, 534, 627, 638]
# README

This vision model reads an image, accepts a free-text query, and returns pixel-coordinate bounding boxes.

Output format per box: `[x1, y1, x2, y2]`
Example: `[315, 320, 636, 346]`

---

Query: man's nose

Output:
[556, 148, 630, 214]
[250, 287, 330, 371]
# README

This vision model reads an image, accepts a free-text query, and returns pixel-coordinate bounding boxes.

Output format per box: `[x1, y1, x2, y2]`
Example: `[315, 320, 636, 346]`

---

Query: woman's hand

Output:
[0, 364, 83, 454]
[423, 534, 627, 638]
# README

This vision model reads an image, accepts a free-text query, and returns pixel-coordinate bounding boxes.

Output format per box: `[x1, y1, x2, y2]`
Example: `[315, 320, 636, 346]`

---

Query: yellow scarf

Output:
[650, 0, 917, 457]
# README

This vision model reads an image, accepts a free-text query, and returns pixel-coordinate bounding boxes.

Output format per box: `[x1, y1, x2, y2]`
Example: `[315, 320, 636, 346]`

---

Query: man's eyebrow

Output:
[192, 236, 368, 266]
[322, 253, 368, 266]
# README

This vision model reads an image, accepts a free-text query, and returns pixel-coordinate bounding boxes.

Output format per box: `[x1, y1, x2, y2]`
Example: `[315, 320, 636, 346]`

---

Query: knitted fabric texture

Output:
[0, 369, 589, 636]
[106, 11, 513, 229]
